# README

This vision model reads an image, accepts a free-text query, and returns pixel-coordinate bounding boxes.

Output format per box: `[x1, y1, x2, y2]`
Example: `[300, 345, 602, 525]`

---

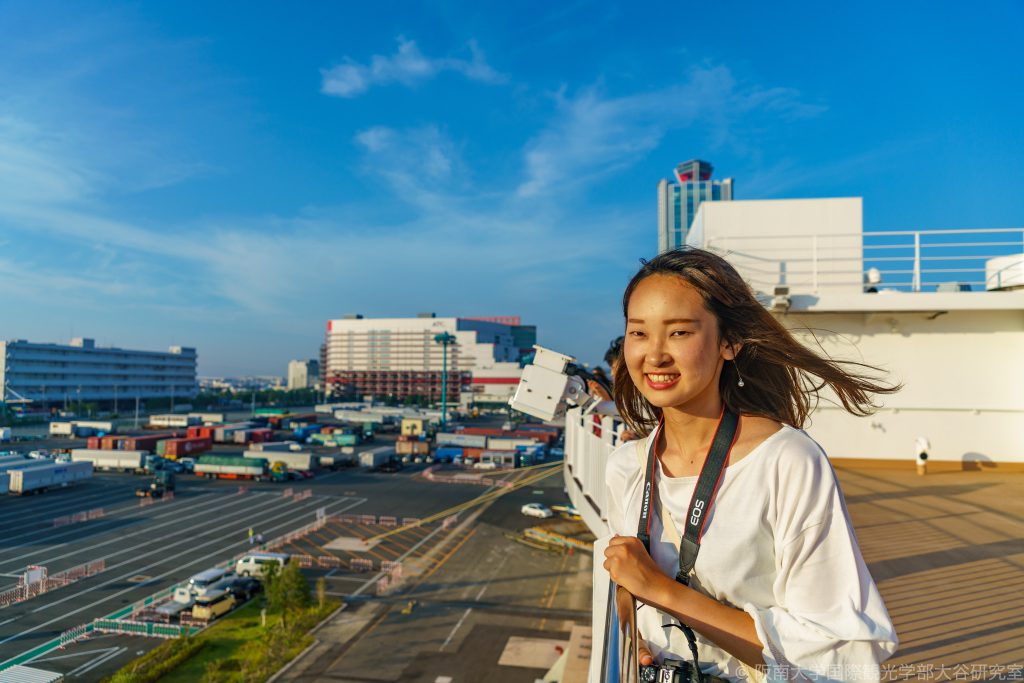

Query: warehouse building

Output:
[324, 314, 532, 407]
[0, 337, 197, 409]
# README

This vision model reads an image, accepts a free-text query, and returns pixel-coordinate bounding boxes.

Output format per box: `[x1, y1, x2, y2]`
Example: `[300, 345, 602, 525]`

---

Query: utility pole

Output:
[433, 332, 456, 431]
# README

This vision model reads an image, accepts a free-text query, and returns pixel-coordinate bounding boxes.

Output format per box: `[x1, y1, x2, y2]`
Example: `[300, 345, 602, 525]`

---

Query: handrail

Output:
[703, 226, 1023, 294]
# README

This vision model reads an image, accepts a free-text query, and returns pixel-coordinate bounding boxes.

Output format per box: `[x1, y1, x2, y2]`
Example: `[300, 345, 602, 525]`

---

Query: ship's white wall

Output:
[782, 309, 1024, 463]
[690, 198, 863, 295]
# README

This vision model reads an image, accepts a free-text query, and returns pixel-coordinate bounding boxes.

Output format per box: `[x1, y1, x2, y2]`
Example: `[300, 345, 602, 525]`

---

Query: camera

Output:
[507, 345, 603, 421]
[640, 658, 694, 683]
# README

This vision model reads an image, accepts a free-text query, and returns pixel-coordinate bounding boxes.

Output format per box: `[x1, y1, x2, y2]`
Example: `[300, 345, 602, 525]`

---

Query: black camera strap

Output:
[634, 405, 740, 681]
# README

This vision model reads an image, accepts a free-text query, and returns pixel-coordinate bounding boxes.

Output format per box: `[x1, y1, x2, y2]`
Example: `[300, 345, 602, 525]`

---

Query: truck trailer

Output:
[360, 447, 395, 469]
[71, 449, 150, 473]
[243, 450, 316, 472]
[149, 414, 200, 429]
[8, 461, 92, 494]
[195, 455, 269, 481]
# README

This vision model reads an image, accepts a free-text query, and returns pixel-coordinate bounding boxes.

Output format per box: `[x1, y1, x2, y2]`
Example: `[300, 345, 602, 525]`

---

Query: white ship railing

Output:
[562, 405, 629, 682]
[703, 227, 1024, 294]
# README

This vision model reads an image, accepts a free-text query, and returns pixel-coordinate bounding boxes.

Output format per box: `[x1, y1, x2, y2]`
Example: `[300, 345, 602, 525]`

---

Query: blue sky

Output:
[1, 1, 1022, 375]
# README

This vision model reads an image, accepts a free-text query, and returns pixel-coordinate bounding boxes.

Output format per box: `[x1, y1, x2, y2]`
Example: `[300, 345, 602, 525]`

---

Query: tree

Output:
[264, 561, 310, 628]
[316, 577, 327, 610]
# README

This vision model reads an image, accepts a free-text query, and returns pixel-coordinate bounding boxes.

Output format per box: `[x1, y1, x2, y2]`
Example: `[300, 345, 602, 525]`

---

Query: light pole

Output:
[433, 332, 456, 430]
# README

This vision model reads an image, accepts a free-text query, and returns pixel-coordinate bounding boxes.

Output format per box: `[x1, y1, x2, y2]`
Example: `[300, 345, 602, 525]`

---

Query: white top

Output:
[605, 425, 898, 682]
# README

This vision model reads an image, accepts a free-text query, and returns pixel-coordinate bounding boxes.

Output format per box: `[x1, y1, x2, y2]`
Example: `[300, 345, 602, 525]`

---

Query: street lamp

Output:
[433, 332, 456, 430]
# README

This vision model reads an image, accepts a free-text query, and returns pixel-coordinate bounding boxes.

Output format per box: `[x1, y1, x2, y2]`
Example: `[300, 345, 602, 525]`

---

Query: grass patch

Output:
[102, 598, 342, 683]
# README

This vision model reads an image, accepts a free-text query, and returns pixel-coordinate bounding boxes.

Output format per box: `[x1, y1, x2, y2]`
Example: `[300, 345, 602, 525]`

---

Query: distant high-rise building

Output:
[658, 159, 734, 253]
[287, 359, 319, 390]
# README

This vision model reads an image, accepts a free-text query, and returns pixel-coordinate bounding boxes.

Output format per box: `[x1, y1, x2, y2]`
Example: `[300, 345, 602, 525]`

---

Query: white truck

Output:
[9, 461, 92, 494]
[49, 421, 76, 437]
[0, 427, 10, 443]
[154, 587, 195, 620]
[359, 447, 395, 469]
[49, 421, 114, 437]
[71, 449, 149, 473]
[243, 450, 315, 471]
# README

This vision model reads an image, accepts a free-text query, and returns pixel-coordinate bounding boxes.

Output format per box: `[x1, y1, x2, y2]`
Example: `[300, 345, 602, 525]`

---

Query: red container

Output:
[164, 437, 213, 458]
[101, 436, 123, 450]
[121, 433, 176, 452]
[462, 447, 484, 462]
[87, 437, 101, 449]
[249, 428, 272, 443]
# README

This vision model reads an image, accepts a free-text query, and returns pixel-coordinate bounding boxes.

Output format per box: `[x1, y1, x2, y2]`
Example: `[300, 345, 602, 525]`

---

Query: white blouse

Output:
[605, 425, 898, 682]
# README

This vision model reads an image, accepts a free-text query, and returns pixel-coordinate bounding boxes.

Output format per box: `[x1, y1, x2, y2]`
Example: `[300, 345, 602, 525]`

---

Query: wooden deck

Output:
[835, 464, 1024, 678]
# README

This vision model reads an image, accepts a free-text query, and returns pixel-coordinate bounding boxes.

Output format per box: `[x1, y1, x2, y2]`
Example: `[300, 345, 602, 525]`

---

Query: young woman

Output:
[603, 249, 899, 682]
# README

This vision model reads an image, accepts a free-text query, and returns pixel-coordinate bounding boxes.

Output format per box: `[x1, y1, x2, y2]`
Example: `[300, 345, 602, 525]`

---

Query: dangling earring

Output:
[735, 361, 745, 388]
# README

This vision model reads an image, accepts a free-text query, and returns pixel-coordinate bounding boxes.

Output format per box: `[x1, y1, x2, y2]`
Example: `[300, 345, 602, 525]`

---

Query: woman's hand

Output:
[604, 535, 672, 605]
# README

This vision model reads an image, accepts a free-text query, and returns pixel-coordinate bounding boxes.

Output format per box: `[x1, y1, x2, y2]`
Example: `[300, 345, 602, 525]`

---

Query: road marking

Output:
[0, 618, 17, 627]
[34, 646, 120, 663]
[0, 497, 366, 649]
[440, 608, 472, 650]
[68, 645, 125, 677]
[29, 494, 339, 614]
[2, 490, 264, 570]
[349, 522, 450, 597]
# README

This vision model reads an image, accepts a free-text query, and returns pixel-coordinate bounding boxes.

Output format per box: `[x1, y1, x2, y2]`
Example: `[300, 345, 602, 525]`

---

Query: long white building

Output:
[0, 337, 198, 407]
[324, 314, 534, 406]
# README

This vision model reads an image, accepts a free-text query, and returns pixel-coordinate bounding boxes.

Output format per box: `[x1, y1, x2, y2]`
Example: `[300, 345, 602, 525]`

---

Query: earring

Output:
[735, 361, 745, 388]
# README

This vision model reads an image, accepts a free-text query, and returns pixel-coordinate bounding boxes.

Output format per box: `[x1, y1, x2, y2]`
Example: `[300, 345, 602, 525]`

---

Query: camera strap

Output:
[634, 405, 740, 683]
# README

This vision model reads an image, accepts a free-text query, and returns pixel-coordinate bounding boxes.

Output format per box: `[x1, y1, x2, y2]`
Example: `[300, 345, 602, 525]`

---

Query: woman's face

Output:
[624, 274, 736, 412]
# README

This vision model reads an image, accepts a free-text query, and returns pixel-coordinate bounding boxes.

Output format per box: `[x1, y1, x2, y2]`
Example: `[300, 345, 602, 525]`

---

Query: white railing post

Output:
[913, 232, 921, 292]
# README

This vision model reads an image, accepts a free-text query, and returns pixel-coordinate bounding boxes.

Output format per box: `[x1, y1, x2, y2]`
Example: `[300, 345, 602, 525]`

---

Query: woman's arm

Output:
[604, 535, 766, 669]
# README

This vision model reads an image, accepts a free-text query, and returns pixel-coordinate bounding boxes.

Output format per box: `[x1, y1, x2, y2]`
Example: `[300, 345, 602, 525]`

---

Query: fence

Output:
[53, 507, 105, 527]
[0, 559, 106, 609]
[422, 466, 514, 488]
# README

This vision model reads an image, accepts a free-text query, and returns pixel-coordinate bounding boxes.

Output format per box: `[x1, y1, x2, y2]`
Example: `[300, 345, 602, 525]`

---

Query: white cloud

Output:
[517, 65, 827, 198]
[321, 38, 505, 98]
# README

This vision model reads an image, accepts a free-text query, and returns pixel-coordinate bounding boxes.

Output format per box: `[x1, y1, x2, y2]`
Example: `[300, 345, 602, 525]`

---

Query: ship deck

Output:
[834, 463, 1024, 677]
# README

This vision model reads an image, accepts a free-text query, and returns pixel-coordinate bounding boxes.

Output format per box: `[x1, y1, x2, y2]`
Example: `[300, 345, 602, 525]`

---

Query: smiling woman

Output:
[603, 248, 901, 682]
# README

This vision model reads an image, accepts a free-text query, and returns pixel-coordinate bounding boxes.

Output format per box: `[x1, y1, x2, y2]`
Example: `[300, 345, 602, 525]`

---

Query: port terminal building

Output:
[324, 314, 535, 407]
[0, 337, 198, 410]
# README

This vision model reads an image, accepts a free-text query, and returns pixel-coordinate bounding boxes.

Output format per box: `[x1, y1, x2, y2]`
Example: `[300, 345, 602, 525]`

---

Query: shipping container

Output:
[159, 437, 213, 458]
[435, 432, 487, 448]
[119, 434, 175, 452]
[461, 447, 484, 462]
[71, 449, 148, 472]
[149, 414, 200, 429]
[48, 422, 75, 437]
[195, 455, 266, 480]
[243, 450, 315, 471]
[396, 440, 430, 456]
[87, 436, 101, 449]
[250, 441, 300, 453]
[359, 447, 394, 469]
[9, 461, 92, 494]
[282, 413, 318, 430]
[0, 455, 34, 472]
[486, 437, 538, 451]
[434, 446, 463, 462]
[255, 408, 288, 416]
[188, 412, 225, 424]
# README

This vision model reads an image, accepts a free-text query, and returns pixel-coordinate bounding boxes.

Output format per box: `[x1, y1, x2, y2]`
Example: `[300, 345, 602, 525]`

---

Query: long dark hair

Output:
[612, 248, 900, 434]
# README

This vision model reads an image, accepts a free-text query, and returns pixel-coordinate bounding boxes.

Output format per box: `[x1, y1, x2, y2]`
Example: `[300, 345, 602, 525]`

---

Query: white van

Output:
[235, 552, 290, 578]
[187, 567, 235, 597]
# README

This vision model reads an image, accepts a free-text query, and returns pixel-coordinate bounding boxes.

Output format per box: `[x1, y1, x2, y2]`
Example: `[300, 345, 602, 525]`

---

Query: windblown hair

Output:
[612, 248, 900, 434]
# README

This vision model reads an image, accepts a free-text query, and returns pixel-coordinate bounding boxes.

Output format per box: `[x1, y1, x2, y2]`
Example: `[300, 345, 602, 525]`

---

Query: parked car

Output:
[235, 552, 290, 578]
[190, 590, 236, 621]
[521, 503, 554, 519]
[28, 450, 50, 460]
[187, 567, 236, 597]
[224, 575, 262, 601]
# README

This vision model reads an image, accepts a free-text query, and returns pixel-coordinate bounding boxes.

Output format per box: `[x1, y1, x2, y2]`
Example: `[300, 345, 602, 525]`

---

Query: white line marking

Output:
[0, 497, 366, 649]
[29, 494, 335, 614]
[349, 522, 448, 597]
[34, 646, 120, 663]
[69, 645, 125, 677]
[0, 617, 17, 627]
[440, 608, 472, 650]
